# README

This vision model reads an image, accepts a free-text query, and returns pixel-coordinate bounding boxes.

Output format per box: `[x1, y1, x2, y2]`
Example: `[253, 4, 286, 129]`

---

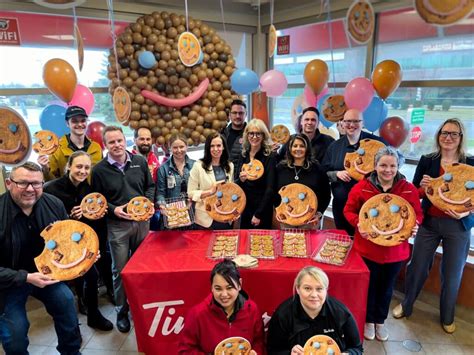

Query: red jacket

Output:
[178, 293, 265, 355]
[344, 176, 424, 264]
[132, 149, 160, 182]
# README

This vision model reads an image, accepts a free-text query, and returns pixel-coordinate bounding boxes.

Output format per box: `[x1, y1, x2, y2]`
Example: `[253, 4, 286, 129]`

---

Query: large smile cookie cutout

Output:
[33, 130, 59, 155]
[322, 95, 347, 123]
[0, 107, 31, 166]
[359, 193, 417, 247]
[346, 0, 375, 44]
[276, 183, 318, 226]
[303, 334, 341, 355]
[344, 139, 386, 181]
[205, 182, 246, 223]
[425, 163, 474, 213]
[415, 0, 472, 26]
[34, 220, 99, 281]
[214, 336, 252, 355]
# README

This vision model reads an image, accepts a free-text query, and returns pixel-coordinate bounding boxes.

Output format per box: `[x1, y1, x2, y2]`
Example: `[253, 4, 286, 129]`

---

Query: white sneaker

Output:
[375, 324, 389, 341]
[364, 322, 375, 340]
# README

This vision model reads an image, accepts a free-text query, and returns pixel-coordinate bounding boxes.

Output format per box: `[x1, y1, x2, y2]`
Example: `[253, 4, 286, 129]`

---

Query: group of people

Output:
[0, 97, 471, 353]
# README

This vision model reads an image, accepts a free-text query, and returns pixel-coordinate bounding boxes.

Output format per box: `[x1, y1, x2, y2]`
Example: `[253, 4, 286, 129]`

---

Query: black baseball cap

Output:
[65, 106, 88, 121]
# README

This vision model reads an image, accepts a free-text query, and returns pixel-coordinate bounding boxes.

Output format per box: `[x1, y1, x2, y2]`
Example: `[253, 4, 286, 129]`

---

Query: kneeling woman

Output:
[178, 260, 264, 354]
[267, 266, 362, 354]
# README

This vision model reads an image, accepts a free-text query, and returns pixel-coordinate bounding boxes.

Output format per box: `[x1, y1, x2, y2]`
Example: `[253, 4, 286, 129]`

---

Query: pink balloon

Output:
[142, 78, 209, 107]
[344, 77, 375, 112]
[304, 85, 317, 106]
[316, 86, 329, 103]
[259, 70, 288, 97]
[69, 84, 95, 115]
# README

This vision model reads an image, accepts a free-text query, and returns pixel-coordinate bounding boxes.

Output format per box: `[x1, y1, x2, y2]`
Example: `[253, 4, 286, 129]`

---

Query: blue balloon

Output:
[230, 68, 259, 95]
[39, 104, 69, 137]
[196, 51, 204, 64]
[138, 51, 157, 69]
[316, 94, 333, 128]
[363, 96, 388, 132]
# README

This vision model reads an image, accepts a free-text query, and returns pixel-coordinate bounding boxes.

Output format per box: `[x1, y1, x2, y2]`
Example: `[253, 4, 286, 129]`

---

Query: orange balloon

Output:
[43, 58, 78, 103]
[303, 59, 329, 95]
[371, 60, 402, 100]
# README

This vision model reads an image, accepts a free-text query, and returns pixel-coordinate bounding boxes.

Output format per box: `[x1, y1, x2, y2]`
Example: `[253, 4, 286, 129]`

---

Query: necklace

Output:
[294, 166, 302, 181]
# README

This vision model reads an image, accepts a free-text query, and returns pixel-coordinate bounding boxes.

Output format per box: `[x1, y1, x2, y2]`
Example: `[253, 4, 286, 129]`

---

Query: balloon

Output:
[230, 68, 259, 95]
[141, 78, 209, 108]
[344, 77, 374, 112]
[259, 70, 288, 97]
[303, 59, 329, 95]
[316, 94, 333, 128]
[303, 85, 317, 106]
[39, 104, 69, 137]
[86, 121, 106, 149]
[372, 60, 402, 100]
[43, 58, 77, 103]
[138, 51, 157, 69]
[69, 84, 95, 115]
[379, 116, 409, 148]
[363, 96, 388, 132]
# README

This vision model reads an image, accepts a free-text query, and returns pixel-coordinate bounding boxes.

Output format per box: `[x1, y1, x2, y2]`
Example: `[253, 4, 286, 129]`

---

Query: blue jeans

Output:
[402, 216, 470, 325]
[0, 282, 81, 355]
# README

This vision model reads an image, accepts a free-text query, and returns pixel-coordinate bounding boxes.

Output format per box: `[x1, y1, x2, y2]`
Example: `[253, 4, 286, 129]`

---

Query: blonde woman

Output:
[236, 118, 276, 229]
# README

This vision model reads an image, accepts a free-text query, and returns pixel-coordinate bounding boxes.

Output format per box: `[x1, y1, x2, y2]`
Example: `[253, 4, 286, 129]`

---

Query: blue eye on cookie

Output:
[225, 343, 232, 348]
[238, 344, 245, 350]
[465, 181, 474, 190]
[390, 204, 400, 213]
[357, 148, 365, 156]
[216, 191, 223, 198]
[443, 173, 453, 182]
[282, 197, 289, 204]
[46, 240, 57, 250]
[312, 342, 321, 349]
[8, 123, 18, 133]
[133, 200, 140, 206]
[369, 208, 378, 217]
[298, 193, 306, 200]
[71, 232, 82, 243]
[87, 198, 93, 203]
[97, 198, 103, 204]
[231, 194, 239, 202]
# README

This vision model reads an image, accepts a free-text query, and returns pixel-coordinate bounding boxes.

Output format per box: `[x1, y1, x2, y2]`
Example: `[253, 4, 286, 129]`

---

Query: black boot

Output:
[116, 310, 131, 333]
[88, 310, 113, 331]
[77, 295, 87, 315]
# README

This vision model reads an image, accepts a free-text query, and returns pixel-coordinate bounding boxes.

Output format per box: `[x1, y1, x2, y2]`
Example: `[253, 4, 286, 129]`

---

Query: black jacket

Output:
[267, 295, 363, 355]
[0, 192, 68, 312]
[44, 174, 92, 216]
[277, 129, 335, 163]
[222, 122, 247, 166]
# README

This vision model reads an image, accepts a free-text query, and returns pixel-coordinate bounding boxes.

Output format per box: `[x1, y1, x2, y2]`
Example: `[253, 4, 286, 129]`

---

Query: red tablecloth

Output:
[122, 230, 369, 354]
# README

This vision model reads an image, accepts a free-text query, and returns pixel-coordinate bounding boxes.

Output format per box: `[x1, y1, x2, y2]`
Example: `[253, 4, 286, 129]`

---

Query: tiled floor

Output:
[2, 290, 473, 354]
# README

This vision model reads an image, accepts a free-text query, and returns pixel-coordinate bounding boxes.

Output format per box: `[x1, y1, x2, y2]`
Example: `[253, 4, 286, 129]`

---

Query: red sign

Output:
[0, 17, 21, 45]
[277, 35, 290, 55]
[410, 126, 422, 143]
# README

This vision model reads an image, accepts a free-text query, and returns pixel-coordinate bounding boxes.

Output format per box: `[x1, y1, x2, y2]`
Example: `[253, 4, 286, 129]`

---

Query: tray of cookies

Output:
[162, 195, 194, 229]
[279, 229, 310, 258]
[312, 232, 353, 266]
[247, 230, 280, 260]
[207, 231, 240, 260]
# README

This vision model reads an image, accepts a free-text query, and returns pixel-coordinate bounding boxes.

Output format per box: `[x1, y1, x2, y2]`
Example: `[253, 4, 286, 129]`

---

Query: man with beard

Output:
[222, 99, 247, 165]
[132, 127, 160, 182]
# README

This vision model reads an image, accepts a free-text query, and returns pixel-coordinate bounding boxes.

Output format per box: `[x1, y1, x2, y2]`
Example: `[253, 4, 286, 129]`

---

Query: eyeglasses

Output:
[248, 132, 263, 138]
[9, 178, 44, 189]
[440, 131, 462, 139]
[342, 120, 362, 126]
[231, 111, 245, 116]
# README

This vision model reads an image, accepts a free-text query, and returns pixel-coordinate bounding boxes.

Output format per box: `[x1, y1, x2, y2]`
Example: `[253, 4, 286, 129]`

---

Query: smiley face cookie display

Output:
[113, 86, 132, 123]
[0, 107, 31, 166]
[425, 163, 474, 214]
[214, 336, 252, 355]
[33, 130, 59, 155]
[178, 31, 202, 67]
[346, 0, 375, 44]
[204, 182, 246, 223]
[344, 139, 386, 181]
[303, 335, 341, 355]
[127, 196, 155, 221]
[276, 183, 318, 227]
[241, 159, 264, 181]
[415, 0, 472, 26]
[270, 124, 290, 144]
[322, 95, 347, 123]
[359, 193, 417, 247]
[34, 220, 99, 281]
[80, 192, 107, 220]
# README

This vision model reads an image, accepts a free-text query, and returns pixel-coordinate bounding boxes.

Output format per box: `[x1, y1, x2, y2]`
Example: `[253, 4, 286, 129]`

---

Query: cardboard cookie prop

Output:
[346, 0, 375, 44]
[33, 130, 59, 155]
[108, 11, 239, 146]
[415, 0, 472, 26]
[127, 196, 155, 221]
[359, 193, 417, 247]
[80, 192, 107, 220]
[0, 107, 31, 166]
[204, 182, 246, 223]
[241, 159, 264, 181]
[322, 95, 347, 123]
[268, 24, 277, 58]
[276, 183, 318, 226]
[271, 124, 290, 144]
[233, 254, 258, 268]
[303, 335, 341, 355]
[344, 139, 386, 181]
[34, 220, 99, 281]
[214, 336, 252, 355]
[113, 86, 131, 123]
[425, 163, 474, 213]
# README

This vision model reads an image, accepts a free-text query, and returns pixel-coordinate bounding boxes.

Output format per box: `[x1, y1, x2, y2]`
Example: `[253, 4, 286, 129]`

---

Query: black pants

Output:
[363, 257, 403, 324]
[74, 265, 100, 314]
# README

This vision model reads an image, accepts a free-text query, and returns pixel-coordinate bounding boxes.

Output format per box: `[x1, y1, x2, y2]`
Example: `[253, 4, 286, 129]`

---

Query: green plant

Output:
[442, 99, 452, 111]
[426, 100, 436, 110]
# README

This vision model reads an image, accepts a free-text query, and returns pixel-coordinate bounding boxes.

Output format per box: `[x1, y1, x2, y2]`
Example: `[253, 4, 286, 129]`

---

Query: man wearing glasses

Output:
[322, 109, 387, 235]
[223, 99, 247, 165]
[0, 162, 82, 354]
[38, 105, 102, 181]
